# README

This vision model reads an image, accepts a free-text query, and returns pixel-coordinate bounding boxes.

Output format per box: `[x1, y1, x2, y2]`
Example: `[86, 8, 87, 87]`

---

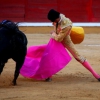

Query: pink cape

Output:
[20, 38, 71, 80]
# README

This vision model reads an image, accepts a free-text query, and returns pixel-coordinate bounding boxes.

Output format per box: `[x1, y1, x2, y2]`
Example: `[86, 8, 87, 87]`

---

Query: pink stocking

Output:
[82, 60, 100, 79]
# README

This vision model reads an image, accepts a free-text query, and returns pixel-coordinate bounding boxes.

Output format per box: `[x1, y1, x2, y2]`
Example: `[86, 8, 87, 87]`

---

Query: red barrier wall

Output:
[0, 0, 25, 21]
[0, 0, 100, 22]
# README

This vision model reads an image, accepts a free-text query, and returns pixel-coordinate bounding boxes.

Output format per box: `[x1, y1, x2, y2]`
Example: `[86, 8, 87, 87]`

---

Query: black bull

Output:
[0, 20, 28, 85]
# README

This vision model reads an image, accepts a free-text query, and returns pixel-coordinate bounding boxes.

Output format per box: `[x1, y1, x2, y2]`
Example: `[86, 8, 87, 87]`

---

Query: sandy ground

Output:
[0, 33, 100, 100]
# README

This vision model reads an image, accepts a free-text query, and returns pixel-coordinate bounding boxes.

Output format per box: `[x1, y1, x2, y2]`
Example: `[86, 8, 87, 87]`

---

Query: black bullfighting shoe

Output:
[98, 78, 100, 81]
[45, 77, 52, 82]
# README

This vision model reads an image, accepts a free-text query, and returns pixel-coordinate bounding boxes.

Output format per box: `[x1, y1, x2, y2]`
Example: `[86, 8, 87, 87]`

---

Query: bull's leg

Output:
[12, 59, 25, 85]
[12, 64, 20, 85]
[0, 62, 5, 74]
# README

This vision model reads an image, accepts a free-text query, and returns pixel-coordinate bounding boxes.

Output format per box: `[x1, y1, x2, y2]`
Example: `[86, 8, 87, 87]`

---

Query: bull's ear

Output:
[1, 20, 10, 24]
[0, 20, 9, 28]
[4, 21, 18, 31]
[2, 20, 7, 24]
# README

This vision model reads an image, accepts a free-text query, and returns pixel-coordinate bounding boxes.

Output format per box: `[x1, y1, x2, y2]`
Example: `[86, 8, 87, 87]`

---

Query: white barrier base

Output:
[18, 22, 100, 27]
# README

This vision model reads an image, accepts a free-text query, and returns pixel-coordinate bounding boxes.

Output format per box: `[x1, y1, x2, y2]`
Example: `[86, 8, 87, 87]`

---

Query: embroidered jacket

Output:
[53, 14, 72, 42]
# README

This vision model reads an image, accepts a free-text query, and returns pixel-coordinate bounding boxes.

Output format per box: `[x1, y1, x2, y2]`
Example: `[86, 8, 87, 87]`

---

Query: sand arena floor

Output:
[0, 33, 100, 100]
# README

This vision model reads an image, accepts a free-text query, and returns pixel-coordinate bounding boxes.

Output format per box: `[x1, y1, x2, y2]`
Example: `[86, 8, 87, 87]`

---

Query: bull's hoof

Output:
[12, 80, 17, 86]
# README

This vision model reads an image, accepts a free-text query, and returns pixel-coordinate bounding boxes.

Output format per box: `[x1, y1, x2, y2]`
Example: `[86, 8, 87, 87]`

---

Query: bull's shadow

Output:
[0, 20, 28, 85]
